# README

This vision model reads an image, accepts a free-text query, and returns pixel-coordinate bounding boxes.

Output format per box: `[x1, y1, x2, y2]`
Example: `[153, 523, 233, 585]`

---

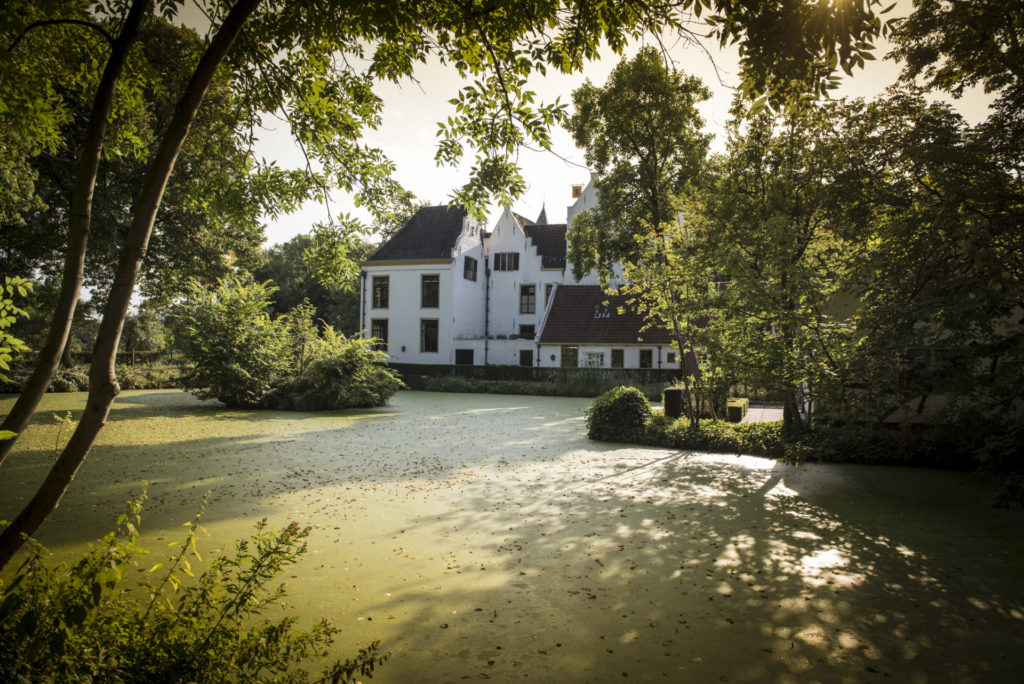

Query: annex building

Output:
[358, 183, 680, 370]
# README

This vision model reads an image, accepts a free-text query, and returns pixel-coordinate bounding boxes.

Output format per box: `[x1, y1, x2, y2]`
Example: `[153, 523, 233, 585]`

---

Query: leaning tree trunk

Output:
[0, 0, 263, 571]
[0, 0, 149, 466]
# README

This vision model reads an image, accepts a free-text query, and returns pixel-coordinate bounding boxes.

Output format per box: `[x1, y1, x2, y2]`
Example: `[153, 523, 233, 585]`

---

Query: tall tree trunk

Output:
[60, 337, 74, 369]
[0, 0, 263, 571]
[0, 0, 149, 466]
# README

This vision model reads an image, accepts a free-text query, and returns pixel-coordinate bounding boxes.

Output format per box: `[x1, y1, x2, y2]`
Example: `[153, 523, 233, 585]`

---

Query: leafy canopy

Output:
[567, 46, 711, 282]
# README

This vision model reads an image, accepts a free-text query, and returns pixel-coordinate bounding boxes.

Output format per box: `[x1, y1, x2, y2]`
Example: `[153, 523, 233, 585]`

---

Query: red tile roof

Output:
[539, 285, 673, 345]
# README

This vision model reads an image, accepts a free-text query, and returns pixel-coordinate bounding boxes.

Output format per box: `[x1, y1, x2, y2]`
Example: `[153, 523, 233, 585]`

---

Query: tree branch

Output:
[8, 19, 114, 52]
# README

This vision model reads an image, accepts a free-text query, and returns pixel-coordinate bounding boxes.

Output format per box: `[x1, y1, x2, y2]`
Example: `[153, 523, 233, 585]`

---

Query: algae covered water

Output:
[2, 389, 1023, 682]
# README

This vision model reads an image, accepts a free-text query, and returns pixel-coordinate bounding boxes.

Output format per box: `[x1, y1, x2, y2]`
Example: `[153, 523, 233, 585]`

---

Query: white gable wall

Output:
[480, 209, 564, 365]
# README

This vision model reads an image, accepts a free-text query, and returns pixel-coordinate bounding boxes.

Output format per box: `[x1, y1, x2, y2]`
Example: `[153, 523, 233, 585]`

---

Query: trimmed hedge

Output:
[726, 397, 749, 423]
[423, 375, 666, 400]
[586, 386, 652, 442]
[628, 412, 979, 468]
[642, 415, 785, 457]
[0, 363, 184, 393]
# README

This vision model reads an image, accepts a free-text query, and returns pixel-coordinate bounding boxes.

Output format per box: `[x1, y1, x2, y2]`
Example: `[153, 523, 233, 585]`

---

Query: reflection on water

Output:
[2, 389, 1023, 683]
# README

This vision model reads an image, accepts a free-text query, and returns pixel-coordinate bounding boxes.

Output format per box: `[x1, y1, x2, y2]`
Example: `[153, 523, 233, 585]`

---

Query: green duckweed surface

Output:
[2, 389, 1023, 682]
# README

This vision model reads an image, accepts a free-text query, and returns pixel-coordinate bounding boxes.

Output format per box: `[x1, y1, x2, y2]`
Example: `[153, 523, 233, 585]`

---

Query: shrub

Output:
[177, 277, 292, 408]
[0, 494, 387, 683]
[650, 417, 785, 457]
[267, 336, 403, 411]
[115, 362, 183, 390]
[47, 367, 90, 392]
[586, 386, 652, 442]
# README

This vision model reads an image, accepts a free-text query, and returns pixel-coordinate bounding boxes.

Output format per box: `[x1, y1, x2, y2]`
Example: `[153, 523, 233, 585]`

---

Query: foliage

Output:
[0, 14, 270, 304]
[178, 275, 400, 410]
[47, 367, 91, 393]
[120, 308, 169, 359]
[643, 414, 785, 457]
[177, 276, 292, 409]
[635, 413, 984, 470]
[113, 362, 183, 390]
[586, 386, 652, 442]
[817, 90, 1024, 425]
[266, 333, 403, 411]
[567, 47, 711, 282]
[693, 98, 858, 431]
[890, 0, 1022, 101]
[624, 219, 739, 426]
[726, 397, 749, 423]
[1, 363, 183, 393]
[0, 276, 32, 385]
[0, 493, 388, 683]
[253, 233, 374, 335]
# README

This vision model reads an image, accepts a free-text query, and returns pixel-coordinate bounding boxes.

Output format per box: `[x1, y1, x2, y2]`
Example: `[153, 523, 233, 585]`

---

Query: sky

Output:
[247, 2, 994, 248]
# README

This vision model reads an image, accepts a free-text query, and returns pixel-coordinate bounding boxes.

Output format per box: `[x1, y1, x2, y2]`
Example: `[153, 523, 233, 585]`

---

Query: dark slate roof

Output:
[366, 205, 467, 262]
[539, 285, 672, 345]
[524, 224, 567, 269]
[536, 205, 548, 224]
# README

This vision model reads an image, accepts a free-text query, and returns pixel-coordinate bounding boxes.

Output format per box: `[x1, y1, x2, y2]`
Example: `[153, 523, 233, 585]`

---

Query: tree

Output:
[566, 46, 711, 283]
[119, 307, 168, 363]
[0, 0, 893, 569]
[1, 17, 281, 305]
[253, 233, 373, 335]
[820, 90, 1024, 424]
[622, 218, 737, 427]
[374, 189, 427, 242]
[697, 100, 857, 431]
[890, 0, 1023, 102]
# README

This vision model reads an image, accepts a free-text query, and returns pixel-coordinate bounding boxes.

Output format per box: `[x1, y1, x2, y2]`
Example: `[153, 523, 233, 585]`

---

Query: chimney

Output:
[571, 184, 583, 199]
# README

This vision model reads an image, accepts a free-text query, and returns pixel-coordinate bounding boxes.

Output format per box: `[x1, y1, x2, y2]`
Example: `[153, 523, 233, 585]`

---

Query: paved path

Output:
[742, 403, 784, 423]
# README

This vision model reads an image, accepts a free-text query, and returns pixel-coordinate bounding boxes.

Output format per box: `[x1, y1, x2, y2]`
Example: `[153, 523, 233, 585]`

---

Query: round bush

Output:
[586, 386, 652, 442]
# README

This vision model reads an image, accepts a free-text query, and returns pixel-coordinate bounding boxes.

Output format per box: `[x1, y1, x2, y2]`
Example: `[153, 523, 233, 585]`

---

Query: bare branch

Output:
[8, 19, 114, 52]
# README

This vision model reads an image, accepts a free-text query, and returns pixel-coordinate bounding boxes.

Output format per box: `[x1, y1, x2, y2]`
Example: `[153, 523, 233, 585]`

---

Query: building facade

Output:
[359, 185, 681, 370]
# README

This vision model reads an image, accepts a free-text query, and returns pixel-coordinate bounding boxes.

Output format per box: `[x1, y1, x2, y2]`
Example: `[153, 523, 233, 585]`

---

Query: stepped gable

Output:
[524, 224, 567, 269]
[539, 285, 672, 344]
[367, 205, 467, 261]
[512, 212, 535, 228]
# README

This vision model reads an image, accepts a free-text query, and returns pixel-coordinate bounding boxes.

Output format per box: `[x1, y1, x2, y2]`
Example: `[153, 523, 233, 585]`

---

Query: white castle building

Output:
[358, 183, 681, 370]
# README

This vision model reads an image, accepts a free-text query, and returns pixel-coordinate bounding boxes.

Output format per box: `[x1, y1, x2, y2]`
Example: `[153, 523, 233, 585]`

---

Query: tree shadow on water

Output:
[343, 451, 1024, 683]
